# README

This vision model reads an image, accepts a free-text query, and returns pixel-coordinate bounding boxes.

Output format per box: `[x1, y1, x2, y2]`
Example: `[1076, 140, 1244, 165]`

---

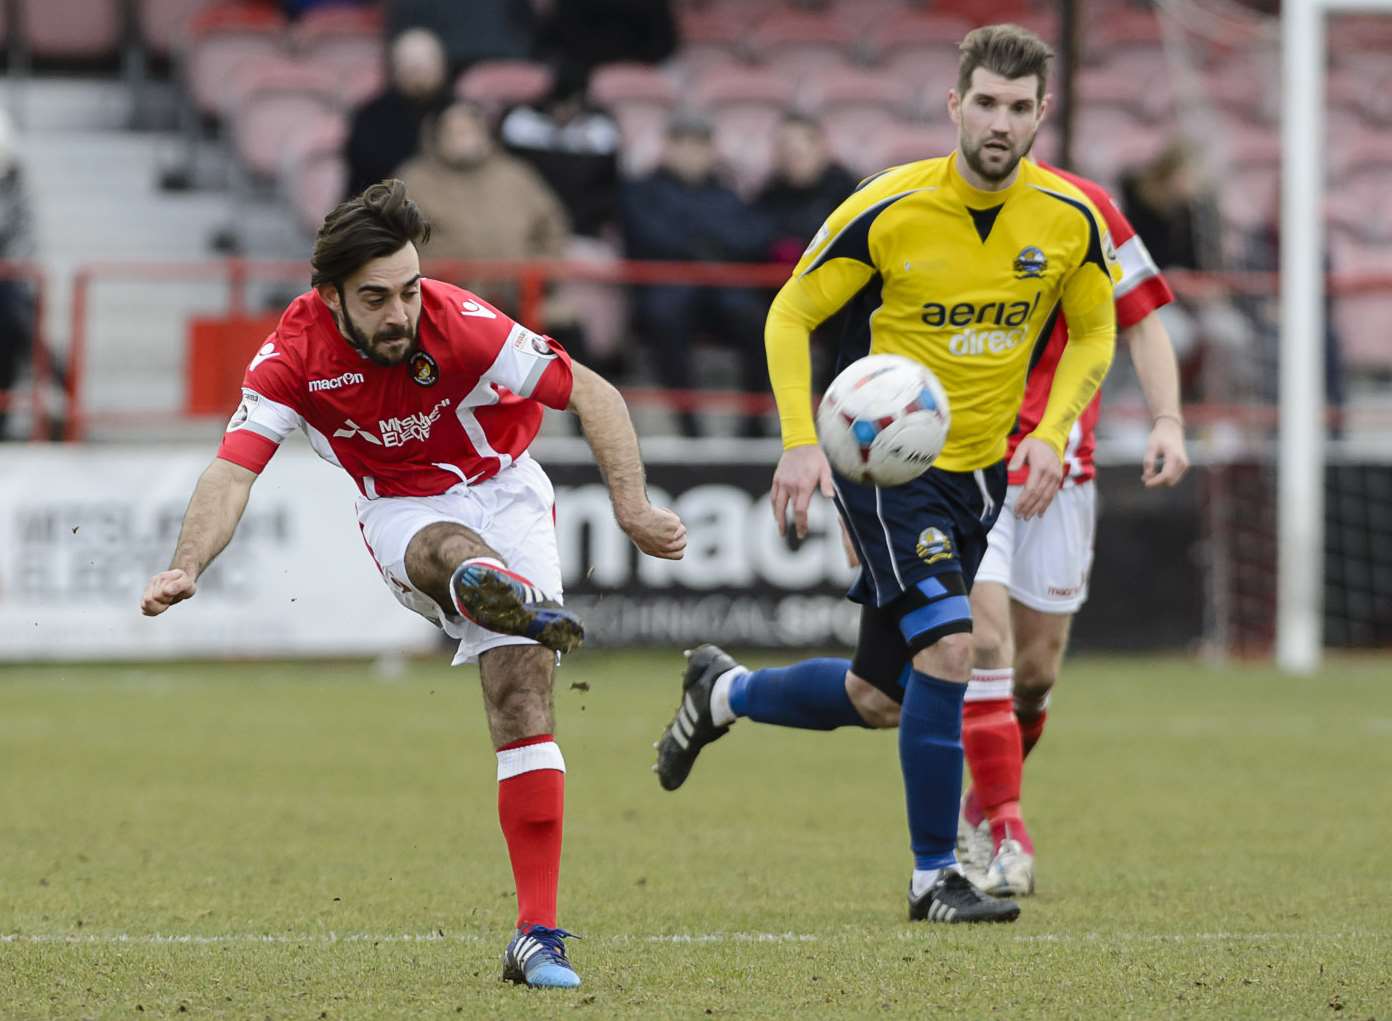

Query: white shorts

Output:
[975, 480, 1097, 614]
[355, 455, 562, 666]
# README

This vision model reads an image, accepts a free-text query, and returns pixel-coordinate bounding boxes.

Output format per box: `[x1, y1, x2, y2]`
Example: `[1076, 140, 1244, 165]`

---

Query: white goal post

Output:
[1277, 0, 1389, 673]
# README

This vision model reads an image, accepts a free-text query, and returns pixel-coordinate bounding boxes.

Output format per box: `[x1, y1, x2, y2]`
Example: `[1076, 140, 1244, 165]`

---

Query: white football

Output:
[815, 354, 951, 486]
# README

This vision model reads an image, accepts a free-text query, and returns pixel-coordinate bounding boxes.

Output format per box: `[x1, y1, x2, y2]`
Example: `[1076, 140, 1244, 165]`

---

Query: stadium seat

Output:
[1219, 164, 1278, 234]
[1072, 107, 1167, 185]
[230, 65, 340, 179]
[676, 1, 761, 46]
[692, 65, 796, 110]
[752, 8, 860, 76]
[292, 4, 384, 85]
[802, 67, 912, 117]
[285, 114, 349, 234]
[864, 121, 959, 174]
[611, 103, 670, 176]
[138, 0, 211, 59]
[1334, 292, 1392, 372]
[671, 41, 745, 81]
[1076, 58, 1170, 122]
[712, 105, 782, 193]
[184, 3, 288, 118]
[591, 63, 679, 107]
[19, 0, 123, 59]
[884, 49, 962, 119]
[456, 60, 553, 112]
[1084, 6, 1164, 62]
[863, 10, 972, 65]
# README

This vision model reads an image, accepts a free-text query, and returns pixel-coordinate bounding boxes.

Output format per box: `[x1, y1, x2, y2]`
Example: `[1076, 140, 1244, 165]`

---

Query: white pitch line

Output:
[1, 930, 1374, 947]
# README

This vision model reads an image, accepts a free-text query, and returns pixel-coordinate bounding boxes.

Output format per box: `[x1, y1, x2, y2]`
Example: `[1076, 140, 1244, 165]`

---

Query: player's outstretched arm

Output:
[567, 362, 686, 561]
[1124, 311, 1190, 488]
[140, 458, 257, 616]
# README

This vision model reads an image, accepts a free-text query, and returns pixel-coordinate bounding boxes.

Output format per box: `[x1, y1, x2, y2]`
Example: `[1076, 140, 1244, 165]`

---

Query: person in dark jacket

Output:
[387, 0, 534, 74]
[533, 0, 677, 77]
[621, 111, 773, 437]
[343, 28, 449, 199]
[754, 112, 858, 266]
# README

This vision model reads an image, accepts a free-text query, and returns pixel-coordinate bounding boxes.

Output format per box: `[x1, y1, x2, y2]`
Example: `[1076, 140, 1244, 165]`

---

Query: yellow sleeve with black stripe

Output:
[1026, 187, 1121, 460]
[765, 171, 908, 449]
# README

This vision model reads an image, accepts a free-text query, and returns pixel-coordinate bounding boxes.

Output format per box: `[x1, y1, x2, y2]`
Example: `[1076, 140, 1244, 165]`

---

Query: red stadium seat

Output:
[863, 10, 972, 64]
[286, 114, 350, 234]
[590, 63, 679, 106]
[184, 3, 288, 117]
[231, 65, 340, 179]
[1076, 58, 1170, 122]
[293, 4, 384, 87]
[692, 65, 797, 109]
[19, 0, 122, 59]
[671, 41, 745, 80]
[1334, 293, 1392, 371]
[612, 103, 669, 175]
[884, 49, 959, 117]
[139, 0, 212, 58]
[802, 67, 913, 116]
[711, 104, 783, 190]
[456, 60, 553, 111]
[1072, 106, 1167, 185]
[822, 106, 903, 177]
[677, 1, 770, 45]
[864, 121, 959, 174]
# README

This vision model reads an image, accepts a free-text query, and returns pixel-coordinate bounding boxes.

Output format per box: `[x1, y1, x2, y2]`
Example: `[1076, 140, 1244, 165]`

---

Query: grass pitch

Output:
[2, 651, 1389, 1019]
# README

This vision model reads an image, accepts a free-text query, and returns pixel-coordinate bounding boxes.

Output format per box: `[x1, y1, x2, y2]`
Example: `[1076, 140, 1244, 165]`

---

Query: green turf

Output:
[2, 652, 1389, 1019]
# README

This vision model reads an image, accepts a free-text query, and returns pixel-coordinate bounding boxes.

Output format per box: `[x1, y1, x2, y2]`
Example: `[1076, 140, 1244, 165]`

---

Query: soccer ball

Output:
[816, 354, 951, 486]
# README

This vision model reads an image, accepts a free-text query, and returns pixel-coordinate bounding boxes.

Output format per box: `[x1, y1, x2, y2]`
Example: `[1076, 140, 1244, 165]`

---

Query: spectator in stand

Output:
[398, 100, 592, 364]
[755, 113, 858, 267]
[0, 111, 35, 442]
[387, 0, 534, 75]
[1119, 141, 1249, 401]
[344, 28, 449, 199]
[500, 63, 627, 374]
[621, 111, 773, 438]
[500, 64, 622, 242]
[533, 0, 677, 77]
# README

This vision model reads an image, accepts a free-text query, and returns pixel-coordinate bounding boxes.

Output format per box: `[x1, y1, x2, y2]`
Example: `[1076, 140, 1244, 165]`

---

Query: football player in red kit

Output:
[141, 180, 686, 989]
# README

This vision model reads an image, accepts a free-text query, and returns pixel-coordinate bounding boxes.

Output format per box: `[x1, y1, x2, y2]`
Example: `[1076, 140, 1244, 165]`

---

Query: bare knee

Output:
[911, 631, 974, 682]
[1014, 642, 1063, 717]
[972, 622, 1012, 672]
[404, 522, 500, 608]
[846, 673, 901, 728]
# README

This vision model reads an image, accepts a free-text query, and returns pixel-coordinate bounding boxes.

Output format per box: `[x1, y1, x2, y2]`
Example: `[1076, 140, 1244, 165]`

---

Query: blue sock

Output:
[899, 671, 967, 870]
[727, 658, 866, 730]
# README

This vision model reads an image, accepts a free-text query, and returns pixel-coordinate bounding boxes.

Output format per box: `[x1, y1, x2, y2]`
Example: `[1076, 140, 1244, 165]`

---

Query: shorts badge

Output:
[916, 527, 954, 565]
[409, 351, 439, 387]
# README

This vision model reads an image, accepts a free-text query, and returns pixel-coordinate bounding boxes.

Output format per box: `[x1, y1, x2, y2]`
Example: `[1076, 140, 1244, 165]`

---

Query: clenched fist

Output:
[618, 504, 687, 560]
[141, 568, 197, 616]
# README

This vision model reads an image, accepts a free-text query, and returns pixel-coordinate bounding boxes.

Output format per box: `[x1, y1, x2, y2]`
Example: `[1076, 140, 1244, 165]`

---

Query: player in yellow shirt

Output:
[655, 24, 1120, 923]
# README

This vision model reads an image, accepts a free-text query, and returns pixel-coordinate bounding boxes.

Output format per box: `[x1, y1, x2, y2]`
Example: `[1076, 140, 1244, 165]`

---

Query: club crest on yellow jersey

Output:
[1014, 246, 1047, 279]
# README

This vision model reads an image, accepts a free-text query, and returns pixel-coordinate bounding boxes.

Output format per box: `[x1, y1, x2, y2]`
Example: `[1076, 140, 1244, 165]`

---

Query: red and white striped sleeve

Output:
[454, 294, 575, 409]
[215, 338, 305, 474]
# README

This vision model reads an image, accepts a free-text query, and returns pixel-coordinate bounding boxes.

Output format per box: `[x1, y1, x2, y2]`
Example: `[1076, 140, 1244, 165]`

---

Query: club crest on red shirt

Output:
[409, 350, 439, 386]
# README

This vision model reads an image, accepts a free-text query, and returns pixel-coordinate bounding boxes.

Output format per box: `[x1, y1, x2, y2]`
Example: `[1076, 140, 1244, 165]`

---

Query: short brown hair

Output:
[311, 179, 431, 287]
[957, 23, 1054, 103]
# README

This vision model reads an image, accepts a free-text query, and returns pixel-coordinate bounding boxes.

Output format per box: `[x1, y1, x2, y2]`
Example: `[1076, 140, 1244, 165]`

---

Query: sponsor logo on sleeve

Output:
[509, 323, 556, 359]
[249, 341, 279, 372]
[227, 388, 260, 431]
[460, 299, 497, 319]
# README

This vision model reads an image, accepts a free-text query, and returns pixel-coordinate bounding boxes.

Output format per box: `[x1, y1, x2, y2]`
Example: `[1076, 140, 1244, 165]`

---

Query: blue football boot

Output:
[450, 558, 584, 654]
[501, 925, 582, 989]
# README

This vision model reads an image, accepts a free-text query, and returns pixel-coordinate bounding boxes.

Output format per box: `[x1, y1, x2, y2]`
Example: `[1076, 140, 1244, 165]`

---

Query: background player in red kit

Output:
[955, 163, 1190, 897]
[139, 180, 686, 989]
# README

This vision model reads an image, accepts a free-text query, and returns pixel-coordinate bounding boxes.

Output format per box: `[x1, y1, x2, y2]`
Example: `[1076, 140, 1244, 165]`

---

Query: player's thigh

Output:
[1010, 603, 1073, 695]
[1000, 482, 1097, 615]
[478, 643, 557, 747]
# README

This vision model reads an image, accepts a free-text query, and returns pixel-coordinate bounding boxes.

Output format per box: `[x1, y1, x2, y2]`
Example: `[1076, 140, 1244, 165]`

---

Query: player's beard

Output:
[338, 301, 420, 366]
[961, 128, 1036, 185]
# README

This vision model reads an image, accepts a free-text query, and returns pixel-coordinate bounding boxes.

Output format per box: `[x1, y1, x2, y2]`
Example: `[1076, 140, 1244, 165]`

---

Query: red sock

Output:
[1019, 708, 1049, 760]
[963, 670, 1033, 855]
[496, 735, 565, 930]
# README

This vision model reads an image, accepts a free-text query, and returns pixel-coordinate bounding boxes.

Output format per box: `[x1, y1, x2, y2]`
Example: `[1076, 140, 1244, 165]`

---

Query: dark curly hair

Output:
[310, 179, 431, 288]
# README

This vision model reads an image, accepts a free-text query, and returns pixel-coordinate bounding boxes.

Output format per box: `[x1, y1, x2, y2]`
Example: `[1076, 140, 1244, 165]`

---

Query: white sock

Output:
[911, 862, 960, 899]
[708, 667, 746, 728]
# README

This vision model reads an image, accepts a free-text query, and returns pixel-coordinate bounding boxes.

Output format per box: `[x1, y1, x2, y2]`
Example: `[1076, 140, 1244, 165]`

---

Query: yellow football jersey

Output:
[766, 152, 1122, 473]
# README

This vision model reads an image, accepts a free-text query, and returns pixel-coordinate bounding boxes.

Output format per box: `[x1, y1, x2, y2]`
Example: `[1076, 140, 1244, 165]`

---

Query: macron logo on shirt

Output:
[249, 342, 279, 372]
[460, 300, 497, 319]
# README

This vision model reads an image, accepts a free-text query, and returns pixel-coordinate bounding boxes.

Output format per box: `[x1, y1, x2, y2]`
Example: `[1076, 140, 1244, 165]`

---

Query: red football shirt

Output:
[1008, 163, 1175, 486]
[216, 279, 573, 498]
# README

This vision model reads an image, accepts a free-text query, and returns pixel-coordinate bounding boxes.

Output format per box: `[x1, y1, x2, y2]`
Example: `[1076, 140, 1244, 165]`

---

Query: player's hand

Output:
[838, 517, 860, 568]
[140, 569, 197, 616]
[618, 503, 687, 560]
[1142, 416, 1190, 488]
[771, 444, 833, 540]
[1009, 437, 1063, 521]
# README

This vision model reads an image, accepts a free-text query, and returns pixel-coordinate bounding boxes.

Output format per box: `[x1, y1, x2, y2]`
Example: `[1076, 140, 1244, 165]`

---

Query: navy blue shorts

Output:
[832, 461, 1007, 695]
